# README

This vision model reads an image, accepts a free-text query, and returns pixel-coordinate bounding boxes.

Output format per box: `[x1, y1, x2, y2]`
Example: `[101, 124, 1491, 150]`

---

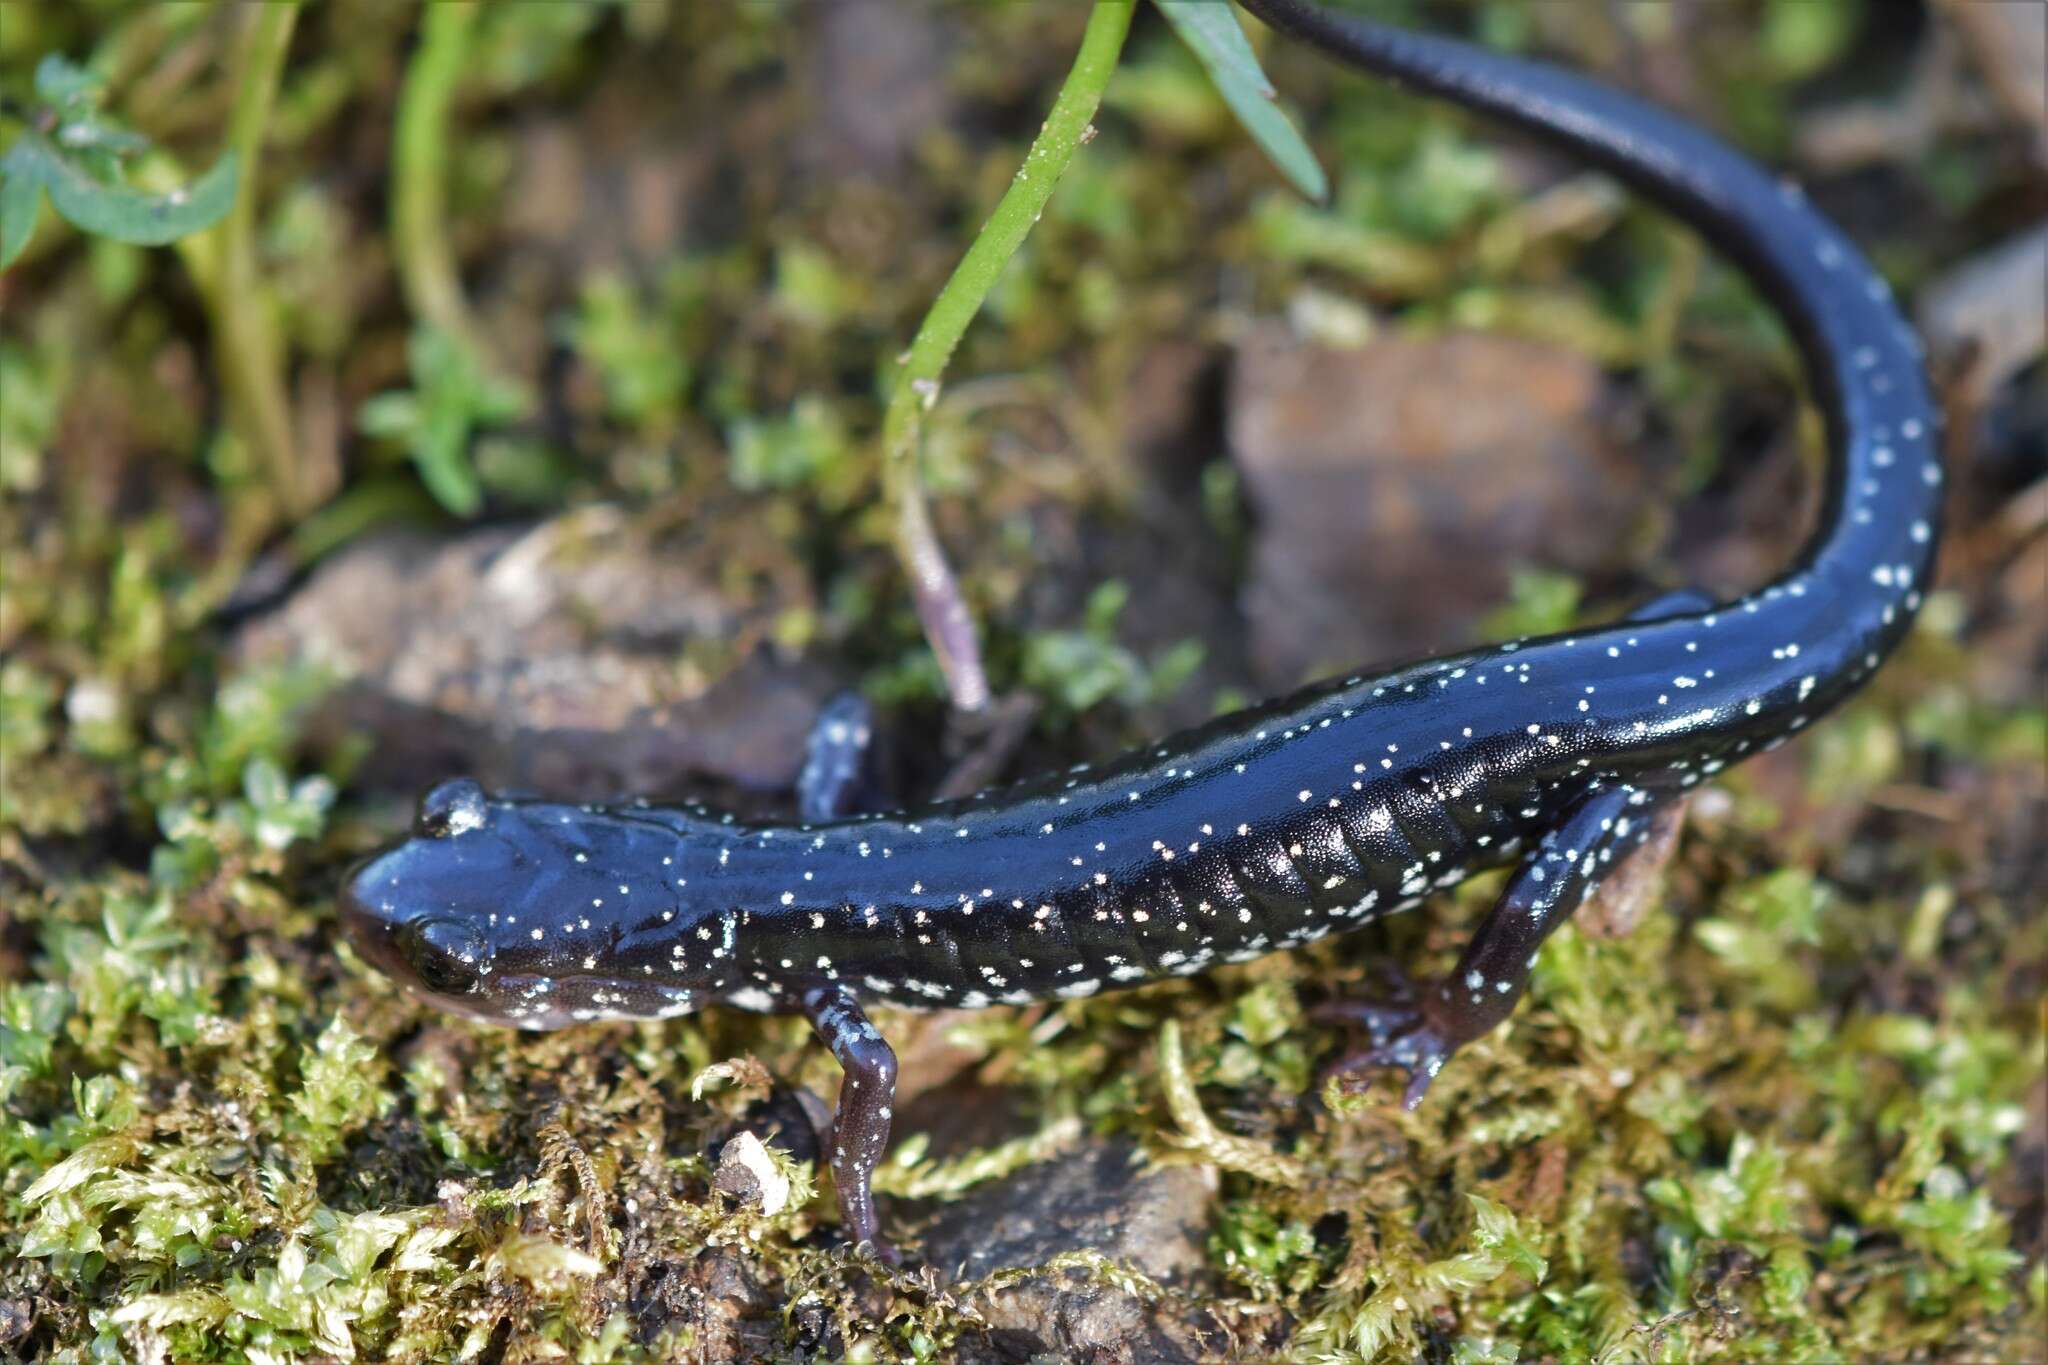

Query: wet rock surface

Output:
[920, 1139, 1216, 1364]
[235, 507, 826, 801]
[1229, 324, 1648, 686]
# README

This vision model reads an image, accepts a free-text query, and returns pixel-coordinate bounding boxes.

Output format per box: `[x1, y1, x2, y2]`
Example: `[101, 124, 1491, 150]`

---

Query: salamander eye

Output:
[399, 917, 488, 996]
[417, 778, 488, 838]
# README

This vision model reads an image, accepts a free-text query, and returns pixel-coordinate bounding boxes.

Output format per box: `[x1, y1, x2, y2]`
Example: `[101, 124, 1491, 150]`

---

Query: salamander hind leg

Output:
[1320, 782, 1675, 1109]
[799, 984, 901, 1262]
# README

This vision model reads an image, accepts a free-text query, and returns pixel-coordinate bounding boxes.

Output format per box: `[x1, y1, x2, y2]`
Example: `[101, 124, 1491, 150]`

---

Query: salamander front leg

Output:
[797, 691, 875, 822]
[1322, 783, 1673, 1109]
[798, 984, 900, 1261]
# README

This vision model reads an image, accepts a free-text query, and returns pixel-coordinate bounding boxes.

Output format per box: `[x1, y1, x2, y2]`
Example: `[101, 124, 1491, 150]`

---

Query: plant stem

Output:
[392, 1, 480, 351]
[881, 0, 1136, 714]
[213, 1, 304, 516]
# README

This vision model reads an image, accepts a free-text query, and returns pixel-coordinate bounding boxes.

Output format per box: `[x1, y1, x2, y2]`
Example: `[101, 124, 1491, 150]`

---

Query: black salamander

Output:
[341, 0, 1942, 1258]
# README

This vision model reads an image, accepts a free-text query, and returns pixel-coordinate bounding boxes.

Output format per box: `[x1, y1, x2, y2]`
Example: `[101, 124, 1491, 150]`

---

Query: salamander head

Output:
[340, 778, 731, 1028]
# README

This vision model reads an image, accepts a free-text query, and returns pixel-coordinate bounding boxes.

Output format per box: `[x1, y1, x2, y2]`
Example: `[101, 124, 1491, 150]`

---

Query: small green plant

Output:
[357, 325, 533, 518]
[1477, 569, 1584, 640]
[880, 0, 1324, 714]
[1020, 580, 1204, 717]
[0, 55, 238, 269]
[568, 272, 692, 433]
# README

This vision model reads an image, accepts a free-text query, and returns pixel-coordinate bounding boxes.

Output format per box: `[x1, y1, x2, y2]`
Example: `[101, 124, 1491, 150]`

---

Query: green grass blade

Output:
[1155, 0, 1327, 201]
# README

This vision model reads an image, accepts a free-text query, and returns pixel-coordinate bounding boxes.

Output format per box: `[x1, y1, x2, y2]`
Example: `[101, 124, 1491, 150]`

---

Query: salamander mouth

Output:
[419, 972, 703, 1030]
[392, 918, 487, 995]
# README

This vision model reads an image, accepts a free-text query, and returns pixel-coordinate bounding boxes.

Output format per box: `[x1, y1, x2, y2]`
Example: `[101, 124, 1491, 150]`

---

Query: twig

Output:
[931, 691, 1041, 800]
[1155, 1019, 1311, 1188]
[880, 0, 1136, 714]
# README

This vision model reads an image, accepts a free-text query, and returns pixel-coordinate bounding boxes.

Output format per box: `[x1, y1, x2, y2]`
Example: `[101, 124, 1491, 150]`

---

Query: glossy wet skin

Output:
[341, 779, 736, 1029]
[341, 1, 1943, 1257]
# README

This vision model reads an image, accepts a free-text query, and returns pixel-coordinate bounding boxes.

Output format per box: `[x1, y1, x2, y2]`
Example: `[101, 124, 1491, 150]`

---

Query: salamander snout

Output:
[339, 779, 503, 1001]
[340, 846, 499, 996]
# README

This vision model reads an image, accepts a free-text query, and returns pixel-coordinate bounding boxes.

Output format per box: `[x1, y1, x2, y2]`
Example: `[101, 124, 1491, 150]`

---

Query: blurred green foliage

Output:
[0, 54, 237, 267]
[1021, 580, 1206, 718]
[356, 326, 533, 517]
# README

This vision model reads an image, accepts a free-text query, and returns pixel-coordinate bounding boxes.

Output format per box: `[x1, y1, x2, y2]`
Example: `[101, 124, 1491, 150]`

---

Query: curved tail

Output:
[1238, 0, 1941, 651]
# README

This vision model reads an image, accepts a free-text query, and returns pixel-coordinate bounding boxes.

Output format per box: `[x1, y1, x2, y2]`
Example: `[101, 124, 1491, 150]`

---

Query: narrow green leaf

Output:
[1157, 0, 1277, 97]
[0, 160, 45, 269]
[33, 138, 239, 246]
[1155, 0, 1328, 201]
